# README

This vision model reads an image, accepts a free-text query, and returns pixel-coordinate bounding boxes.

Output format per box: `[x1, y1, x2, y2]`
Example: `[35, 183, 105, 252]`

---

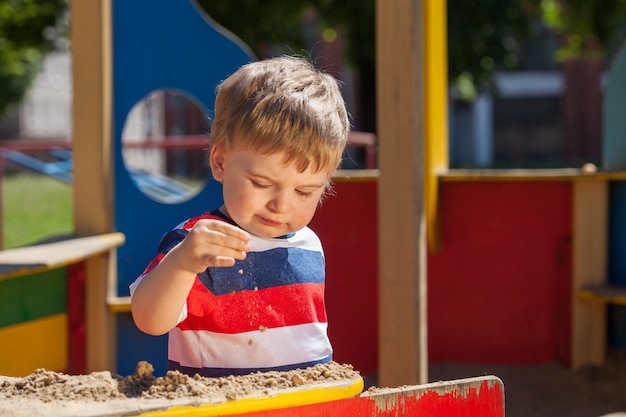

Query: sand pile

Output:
[0, 361, 361, 417]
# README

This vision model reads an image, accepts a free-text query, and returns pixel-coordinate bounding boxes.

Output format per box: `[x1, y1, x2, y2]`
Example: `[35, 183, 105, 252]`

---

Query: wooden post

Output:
[376, 0, 428, 386]
[572, 179, 608, 368]
[70, 0, 116, 372]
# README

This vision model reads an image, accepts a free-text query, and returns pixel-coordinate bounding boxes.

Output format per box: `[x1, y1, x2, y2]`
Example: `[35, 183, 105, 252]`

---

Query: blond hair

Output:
[211, 56, 350, 173]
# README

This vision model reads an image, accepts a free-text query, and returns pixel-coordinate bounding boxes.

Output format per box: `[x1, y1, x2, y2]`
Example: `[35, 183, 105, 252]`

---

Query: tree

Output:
[540, 0, 626, 60]
[534, 0, 626, 163]
[199, 0, 626, 167]
[4, 0, 623, 146]
[447, 0, 545, 98]
[0, 0, 67, 117]
[196, 0, 377, 129]
[197, 0, 541, 131]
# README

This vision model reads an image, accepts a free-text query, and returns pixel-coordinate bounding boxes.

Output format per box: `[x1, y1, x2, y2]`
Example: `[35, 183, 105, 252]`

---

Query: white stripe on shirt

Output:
[168, 322, 331, 369]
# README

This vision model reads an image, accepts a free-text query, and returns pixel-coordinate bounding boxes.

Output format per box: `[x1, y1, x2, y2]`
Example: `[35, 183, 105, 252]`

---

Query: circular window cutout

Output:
[122, 90, 211, 203]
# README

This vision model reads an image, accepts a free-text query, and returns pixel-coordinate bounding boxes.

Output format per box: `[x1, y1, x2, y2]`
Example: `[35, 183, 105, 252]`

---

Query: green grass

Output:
[2, 173, 73, 249]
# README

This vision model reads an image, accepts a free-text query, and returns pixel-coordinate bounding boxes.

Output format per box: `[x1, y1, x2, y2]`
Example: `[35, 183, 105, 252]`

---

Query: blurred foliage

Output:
[197, 0, 540, 103]
[447, 0, 544, 98]
[1, 0, 625, 120]
[195, 0, 310, 58]
[0, 0, 67, 117]
[198, 0, 626, 102]
[196, 0, 376, 128]
[539, 0, 626, 61]
[196, 0, 374, 67]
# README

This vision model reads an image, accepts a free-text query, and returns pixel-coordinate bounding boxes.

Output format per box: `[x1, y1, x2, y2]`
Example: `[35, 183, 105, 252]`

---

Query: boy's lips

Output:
[258, 215, 282, 227]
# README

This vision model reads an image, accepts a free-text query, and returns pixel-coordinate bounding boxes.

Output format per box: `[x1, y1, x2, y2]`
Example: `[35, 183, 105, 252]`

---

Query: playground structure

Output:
[2, 0, 626, 415]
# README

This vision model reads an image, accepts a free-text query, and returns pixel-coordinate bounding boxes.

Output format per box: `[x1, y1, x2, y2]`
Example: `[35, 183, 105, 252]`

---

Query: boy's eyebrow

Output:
[297, 182, 326, 189]
[246, 170, 326, 188]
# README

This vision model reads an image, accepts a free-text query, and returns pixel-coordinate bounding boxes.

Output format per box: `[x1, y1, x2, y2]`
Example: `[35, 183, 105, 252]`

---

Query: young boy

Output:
[130, 56, 350, 377]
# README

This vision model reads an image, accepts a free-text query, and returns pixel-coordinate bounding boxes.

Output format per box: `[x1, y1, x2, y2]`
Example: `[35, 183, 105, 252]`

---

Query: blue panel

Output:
[609, 181, 626, 286]
[605, 43, 626, 350]
[608, 181, 626, 349]
[603, 43, 626, 170]
[112, 0, 254, 372]
[608, 305, 626, 349]
[116, 313, 168, 376]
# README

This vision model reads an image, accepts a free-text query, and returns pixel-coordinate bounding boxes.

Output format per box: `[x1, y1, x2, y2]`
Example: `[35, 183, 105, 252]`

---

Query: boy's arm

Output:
[131, 219, 250, 335]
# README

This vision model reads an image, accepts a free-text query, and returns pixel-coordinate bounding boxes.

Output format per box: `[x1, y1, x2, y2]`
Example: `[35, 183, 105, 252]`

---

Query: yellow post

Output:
[424, 0, 449, 253]
[70, 0, 117, 372]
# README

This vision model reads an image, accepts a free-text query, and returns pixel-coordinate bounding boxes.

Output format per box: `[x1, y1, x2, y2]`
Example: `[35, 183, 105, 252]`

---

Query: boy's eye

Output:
[296, 189, 314, 198]
[251, 180, 271, 189]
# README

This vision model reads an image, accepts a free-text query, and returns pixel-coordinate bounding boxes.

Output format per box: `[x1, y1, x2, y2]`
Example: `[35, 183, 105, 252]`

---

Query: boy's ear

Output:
[209, 146, 226, 182]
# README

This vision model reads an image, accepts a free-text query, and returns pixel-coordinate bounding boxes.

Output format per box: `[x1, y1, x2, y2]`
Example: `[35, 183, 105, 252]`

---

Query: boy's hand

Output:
[170, 219, 251, 274]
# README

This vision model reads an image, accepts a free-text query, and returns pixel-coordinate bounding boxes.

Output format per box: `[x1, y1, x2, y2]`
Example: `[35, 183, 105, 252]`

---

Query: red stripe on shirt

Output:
[178, 280, 327, 334]
[141, 253, 165, 276]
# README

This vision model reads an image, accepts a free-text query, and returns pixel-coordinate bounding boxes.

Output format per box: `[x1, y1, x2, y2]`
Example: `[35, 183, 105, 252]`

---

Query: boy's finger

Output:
[199, 219, 250, 242]
[204, 231, 250, 253]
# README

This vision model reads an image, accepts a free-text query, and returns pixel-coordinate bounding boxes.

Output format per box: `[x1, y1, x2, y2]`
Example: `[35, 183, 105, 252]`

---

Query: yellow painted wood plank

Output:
[0, 314, 68, 377]
[134, 378, 363, 417]
[439, 168, 626, 182]
[578, 285, 626, 305]
[332, 169, 379, 182]
[108, 296, 132, 313]
[0, 233, 125, 280]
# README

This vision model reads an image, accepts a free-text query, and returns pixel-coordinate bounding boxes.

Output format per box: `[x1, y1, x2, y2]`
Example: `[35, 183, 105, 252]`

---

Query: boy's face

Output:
[210, 145, 330, 238]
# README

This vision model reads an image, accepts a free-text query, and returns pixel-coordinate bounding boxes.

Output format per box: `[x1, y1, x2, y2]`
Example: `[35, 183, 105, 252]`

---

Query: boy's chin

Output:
[247, 225, 292, 239]
[250, 229, 285, 239]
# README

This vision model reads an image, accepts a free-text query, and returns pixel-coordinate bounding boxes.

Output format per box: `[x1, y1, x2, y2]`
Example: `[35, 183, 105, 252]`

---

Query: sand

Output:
[0, 361, 360, 417]
[3, 352, 626, 417]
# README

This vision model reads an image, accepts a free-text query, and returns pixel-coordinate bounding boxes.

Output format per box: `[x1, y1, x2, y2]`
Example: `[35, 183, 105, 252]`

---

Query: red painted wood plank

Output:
[234, 376, 504, 417]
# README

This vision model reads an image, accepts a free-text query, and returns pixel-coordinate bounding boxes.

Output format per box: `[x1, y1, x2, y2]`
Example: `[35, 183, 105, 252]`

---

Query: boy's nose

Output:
[268, 192, 290, 213]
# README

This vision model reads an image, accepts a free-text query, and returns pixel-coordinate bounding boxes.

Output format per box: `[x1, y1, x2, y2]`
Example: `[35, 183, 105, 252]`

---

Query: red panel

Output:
[306, 178, 573, 369]
[310, 180, 379, 375]
[239, 378, 504, 417]
[428, 181, 572, 364]
[66, 261, 86, 375]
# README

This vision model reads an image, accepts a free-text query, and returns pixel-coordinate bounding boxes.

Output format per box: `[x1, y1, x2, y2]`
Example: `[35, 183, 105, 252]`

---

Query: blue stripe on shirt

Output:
[153, 212, 325, 295]
[168, 354, 332, 378]
[200, 248, 325, 295]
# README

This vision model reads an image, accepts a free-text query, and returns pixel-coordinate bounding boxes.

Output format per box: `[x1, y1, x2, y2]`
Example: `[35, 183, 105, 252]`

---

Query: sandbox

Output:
[0, 361, 363, 417]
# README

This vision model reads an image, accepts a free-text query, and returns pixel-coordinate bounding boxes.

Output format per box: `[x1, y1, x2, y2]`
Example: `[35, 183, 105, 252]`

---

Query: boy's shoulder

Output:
[171, 212, 324, 252]
[176, 209, 230, 230]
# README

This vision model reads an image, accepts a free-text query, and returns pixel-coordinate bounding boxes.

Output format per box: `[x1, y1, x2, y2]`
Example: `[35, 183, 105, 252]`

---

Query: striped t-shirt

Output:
[130, 210, 333, 377]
